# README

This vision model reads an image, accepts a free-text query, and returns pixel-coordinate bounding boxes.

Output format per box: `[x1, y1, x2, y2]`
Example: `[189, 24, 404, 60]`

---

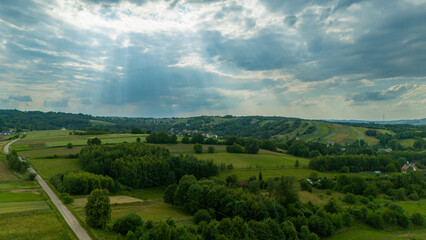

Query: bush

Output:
[411, 213, 424, 226]
[366, 211, 384, 229]
[113, 212, 143, 235]
[67, 143, 73, 149]
[60, 193, 74, 204]
[182, 136, 190, 144]
[208, 146, 215, 153]
[194, 209, 212, 224]
[193, 143, 203, 154]
[300, 180, 312, 192]
[342, 193, 356, 204]
[28, 172, 36, 181]
[226, 143, 244, 153]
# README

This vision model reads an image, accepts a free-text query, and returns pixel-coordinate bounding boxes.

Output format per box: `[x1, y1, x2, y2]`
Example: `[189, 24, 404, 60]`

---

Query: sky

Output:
[0, 0, 425, 120]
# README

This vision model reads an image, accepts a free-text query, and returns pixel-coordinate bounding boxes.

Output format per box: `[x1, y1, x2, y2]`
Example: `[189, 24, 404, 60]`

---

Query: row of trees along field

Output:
[78, 143, 218, 190]
[301, 171, 425, 201]
[134, 174, 425, 240]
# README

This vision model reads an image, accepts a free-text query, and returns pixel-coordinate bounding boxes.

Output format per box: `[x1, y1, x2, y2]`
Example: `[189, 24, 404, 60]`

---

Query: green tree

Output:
[208, 146, 215, 153]
[136, 137, 141, 142]
[295, 160, 299, 168]
[182, 136, 190, 144]
[244, 138, 259, 154]
[112, 212, 143, 235]
[87, 137, 101, 145]
[85, 189, 111, 229]
[67, 143, 73, 149]
[411, 213, 424, 226]
[190, 133, 205, 144]
[131, 128, 143, 134]
[193, 143, 203, 154]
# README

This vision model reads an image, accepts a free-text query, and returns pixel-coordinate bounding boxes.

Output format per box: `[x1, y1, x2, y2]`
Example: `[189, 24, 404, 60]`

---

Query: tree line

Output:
[79, 143, 218, 189]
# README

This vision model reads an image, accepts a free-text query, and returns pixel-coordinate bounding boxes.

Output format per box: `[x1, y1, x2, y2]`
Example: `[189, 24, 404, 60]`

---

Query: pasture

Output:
[325, 226, 426, 240]
[30, 158, 82, 178]
[196, 151, 309, 169]
[0, 155, 76, 240]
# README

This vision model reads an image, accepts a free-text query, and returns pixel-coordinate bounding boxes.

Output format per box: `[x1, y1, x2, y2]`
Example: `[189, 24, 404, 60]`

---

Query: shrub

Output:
[366, 211, 384, 229]
[60, 193, 74, 204]
[411, 213, 424, 226]
[67, 143, 73, 149]
[342, 193, 356, 204]
[226, 143, 244, 153]
[300, 179, 312, 192]
[182, 136, 190, 144]
[193, 143, 203, 154]
[28, 172, 36, 181]
[208, 146, 215, 153]
[113, 213, 143, 235]
[194, 209, 212, 224]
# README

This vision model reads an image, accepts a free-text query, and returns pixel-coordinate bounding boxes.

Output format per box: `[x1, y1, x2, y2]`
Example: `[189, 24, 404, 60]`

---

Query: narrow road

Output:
[4, 139, 91, 240]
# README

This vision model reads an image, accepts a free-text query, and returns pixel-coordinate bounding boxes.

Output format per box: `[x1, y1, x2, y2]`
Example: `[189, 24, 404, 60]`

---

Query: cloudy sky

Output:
[0, 0, 425, 120]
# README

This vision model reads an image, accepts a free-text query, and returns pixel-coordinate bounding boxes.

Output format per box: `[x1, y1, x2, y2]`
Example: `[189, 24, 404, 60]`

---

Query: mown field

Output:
[12, 130, 148, 152]
[0, 158, 75, 239]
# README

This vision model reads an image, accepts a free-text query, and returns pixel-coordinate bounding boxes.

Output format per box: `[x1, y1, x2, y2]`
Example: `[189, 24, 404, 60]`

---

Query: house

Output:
[401, 162, 417, 173]
[374, 171, 381, 174]
[384, 148, 392, 153]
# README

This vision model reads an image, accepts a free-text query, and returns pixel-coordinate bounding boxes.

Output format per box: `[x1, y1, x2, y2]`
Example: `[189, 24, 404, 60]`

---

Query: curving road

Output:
[4, 139, 91, 240]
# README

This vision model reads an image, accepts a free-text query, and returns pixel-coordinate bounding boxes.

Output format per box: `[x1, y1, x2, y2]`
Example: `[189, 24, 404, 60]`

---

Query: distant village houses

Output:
[401, 162, 417, 173]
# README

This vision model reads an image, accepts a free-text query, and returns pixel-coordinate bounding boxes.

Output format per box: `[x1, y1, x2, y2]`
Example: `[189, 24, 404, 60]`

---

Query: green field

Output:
[19, 146, 83, 158]
[0, 201, 50, 214]
[325, 226, 426, 240]
[0, 172, 75, 239]
[14, 131, 148, 150]
[196, 151, 309, 169]
[70, 199, 192, 240]
[90, 119, 116, 126]
[0, 191, 43, 202]
[31, 158, 82, 178]
[0, 211, 74, 239]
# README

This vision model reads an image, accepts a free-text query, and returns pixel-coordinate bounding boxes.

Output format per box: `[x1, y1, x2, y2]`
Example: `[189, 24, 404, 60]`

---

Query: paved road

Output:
[4, 139, 91, 240]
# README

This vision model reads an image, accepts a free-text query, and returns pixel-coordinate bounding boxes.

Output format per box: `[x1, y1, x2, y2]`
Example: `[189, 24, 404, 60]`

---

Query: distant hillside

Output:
[324, 118, 426, 125]
[1, 110, 424, 147]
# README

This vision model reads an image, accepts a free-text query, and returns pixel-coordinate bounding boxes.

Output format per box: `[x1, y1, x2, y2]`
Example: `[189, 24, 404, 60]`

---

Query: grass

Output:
[70, 199, 193, 240]
[30, 158, 82, 178]
[0, 160, 20, 181]
[0, 201, 50, 214]
[0, 210, 74, 239]
[90, 119, 116, 126]
[0, 191, 43, 202]
[19, 146, 83, 158]
[196, 151, 309, 169]
[399, 138, 415, 148]
[118, 187, 165, 201]
[396, 199, 426, 216]
[219, 168, 335, 181]
[325, 225, 426, 240]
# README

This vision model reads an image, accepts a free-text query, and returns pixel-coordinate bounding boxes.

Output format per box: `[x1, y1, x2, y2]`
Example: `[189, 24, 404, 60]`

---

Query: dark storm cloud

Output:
[348, 84, 413, 102]
[203, 30, 299, 71]
[8, 95, 32, 102]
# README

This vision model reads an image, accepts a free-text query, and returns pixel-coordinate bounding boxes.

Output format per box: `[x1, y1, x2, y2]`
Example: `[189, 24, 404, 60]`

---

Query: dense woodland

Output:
[78, 143, 218, 189]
